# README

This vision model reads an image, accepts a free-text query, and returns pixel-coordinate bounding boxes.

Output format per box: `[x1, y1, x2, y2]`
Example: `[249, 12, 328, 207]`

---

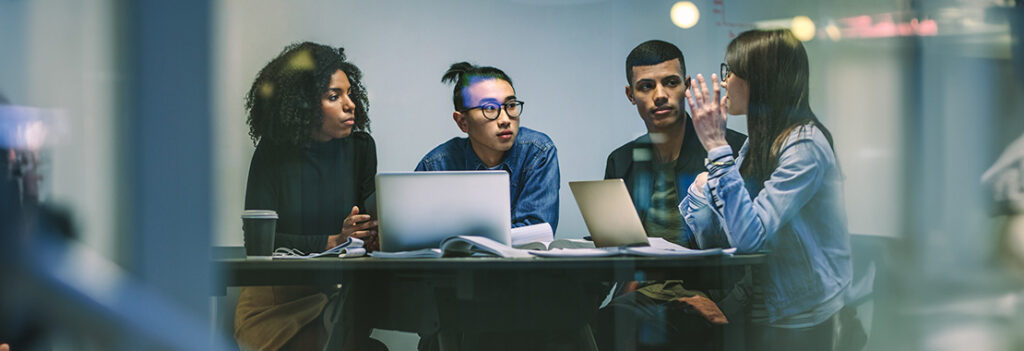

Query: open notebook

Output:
[370, 236, 533, 259]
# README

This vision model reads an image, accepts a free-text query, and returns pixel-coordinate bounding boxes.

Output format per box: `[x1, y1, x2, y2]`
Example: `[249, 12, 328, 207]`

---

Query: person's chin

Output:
[492, 140, 515, 151]
[650, 115, 679, 128]
[334, 128, 353, 139]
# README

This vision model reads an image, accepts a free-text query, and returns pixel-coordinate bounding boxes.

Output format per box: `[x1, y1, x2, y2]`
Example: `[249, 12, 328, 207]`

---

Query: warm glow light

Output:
[825, 23, 841, 41]
[839, 15, 939, 38]
[791, 15, 816, 41]
[670, 2, 700, 29]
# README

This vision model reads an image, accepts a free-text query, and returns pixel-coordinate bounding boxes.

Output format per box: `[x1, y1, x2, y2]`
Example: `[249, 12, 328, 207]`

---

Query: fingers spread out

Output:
[693, 74, 706, 104]
[720, 94, 728, 117]
[685, 87, 698, 113]
[711, 73, 721, 104]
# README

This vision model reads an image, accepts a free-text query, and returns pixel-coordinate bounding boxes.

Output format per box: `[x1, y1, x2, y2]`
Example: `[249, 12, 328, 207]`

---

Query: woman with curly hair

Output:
[682, 29, 852, 351]
[233, 42, 383, 351]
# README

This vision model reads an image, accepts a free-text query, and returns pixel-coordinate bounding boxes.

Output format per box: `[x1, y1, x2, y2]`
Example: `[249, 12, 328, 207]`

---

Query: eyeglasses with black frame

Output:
[720, 62, 731, 80]
[464, 100, 525, 121]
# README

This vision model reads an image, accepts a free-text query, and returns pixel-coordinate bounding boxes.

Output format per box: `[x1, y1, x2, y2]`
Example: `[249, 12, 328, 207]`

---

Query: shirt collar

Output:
[463, 138, 514, 171]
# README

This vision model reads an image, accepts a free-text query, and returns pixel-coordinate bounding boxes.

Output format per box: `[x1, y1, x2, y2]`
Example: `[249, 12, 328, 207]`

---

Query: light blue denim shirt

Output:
[416, 127, 560, 231]
[680, 124, 851, 323]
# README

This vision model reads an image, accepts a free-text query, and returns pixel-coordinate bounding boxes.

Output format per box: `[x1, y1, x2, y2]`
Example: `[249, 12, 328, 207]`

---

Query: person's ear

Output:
[625, 85, 636, 105]
[454, 111, 470, 133]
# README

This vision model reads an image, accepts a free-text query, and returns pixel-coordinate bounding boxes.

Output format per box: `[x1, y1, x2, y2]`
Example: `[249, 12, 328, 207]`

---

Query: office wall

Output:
[0, 1, 28, 104]
[212, 0, 909, 245]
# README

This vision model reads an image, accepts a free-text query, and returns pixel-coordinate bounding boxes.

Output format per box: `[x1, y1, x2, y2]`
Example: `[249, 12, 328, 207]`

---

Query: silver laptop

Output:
[375, 171, 512, 252]
[569, 179, 650, 248]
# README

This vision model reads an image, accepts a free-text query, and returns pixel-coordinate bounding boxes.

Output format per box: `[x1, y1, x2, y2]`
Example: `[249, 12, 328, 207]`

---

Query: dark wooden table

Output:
[217, 254, 764, 288]
[215, 254, 765, 350]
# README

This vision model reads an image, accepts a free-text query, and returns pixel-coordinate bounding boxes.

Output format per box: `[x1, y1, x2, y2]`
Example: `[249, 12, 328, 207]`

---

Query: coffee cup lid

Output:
[241, 209, 278, 219]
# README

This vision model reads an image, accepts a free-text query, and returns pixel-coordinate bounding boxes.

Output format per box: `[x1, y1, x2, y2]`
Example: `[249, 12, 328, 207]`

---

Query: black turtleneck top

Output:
[244, 132, 376, 253]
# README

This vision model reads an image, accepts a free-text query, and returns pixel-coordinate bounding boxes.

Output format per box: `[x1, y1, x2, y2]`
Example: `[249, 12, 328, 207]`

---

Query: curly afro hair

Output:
[245, 42, 370, 147]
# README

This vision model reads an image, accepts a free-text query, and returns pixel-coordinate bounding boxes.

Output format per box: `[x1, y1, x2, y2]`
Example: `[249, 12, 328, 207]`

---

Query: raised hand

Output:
[684, 73, 729, 152]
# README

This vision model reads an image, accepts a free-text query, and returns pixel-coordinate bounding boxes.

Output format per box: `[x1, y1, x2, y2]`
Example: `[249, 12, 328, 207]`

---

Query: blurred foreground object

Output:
[983, 133, 1024, 276]
[0, 105, 67, 207]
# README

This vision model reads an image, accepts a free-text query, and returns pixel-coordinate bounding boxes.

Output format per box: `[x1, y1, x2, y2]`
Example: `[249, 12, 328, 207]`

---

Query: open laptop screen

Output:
[375, 171, 511, 252]
[569, 179, 650, 248]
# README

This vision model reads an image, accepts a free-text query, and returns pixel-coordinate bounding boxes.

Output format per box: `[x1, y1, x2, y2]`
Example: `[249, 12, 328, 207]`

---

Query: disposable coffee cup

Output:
[242, 210, 278, 260]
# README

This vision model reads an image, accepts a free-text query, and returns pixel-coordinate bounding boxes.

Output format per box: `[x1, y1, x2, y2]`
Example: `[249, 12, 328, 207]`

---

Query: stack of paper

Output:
[509, 223, 555, 246]
[529, 238, 736, 258]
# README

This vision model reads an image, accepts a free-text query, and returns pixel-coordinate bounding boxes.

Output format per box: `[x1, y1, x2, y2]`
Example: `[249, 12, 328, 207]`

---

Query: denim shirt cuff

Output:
[707, 145, 733, 161]
[706, 145, 734, 178]
[704, 145, 735, 218]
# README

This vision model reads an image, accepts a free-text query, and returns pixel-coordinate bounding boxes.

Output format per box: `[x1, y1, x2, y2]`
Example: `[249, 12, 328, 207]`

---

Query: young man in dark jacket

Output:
[596, 40, 746, 351]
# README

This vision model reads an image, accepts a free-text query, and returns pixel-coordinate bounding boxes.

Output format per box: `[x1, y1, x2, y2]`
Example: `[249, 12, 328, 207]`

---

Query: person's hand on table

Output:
[326, 206, 379, 251]
[362, 230, 380, 252]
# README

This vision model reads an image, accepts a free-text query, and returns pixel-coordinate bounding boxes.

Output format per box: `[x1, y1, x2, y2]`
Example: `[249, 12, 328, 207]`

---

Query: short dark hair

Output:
[245, 42, 370, 147]
[625, 40, 686, 85]
[441, 62, 514, 111]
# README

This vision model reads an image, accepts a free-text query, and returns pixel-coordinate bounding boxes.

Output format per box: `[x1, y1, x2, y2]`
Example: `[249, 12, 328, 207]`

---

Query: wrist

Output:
[327, 233, 345, 248]
[702, 140, 729, 152]
[706, 144, 733, 160]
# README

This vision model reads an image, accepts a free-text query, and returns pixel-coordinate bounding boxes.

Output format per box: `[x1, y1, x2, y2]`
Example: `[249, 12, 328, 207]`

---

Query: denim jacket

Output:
[680, 124, 851, 323]
[416, 127, 560, 231]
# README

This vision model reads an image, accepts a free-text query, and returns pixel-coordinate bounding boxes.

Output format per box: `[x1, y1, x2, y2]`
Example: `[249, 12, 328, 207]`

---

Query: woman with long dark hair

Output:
[234, 42, 383, 351]
[682, 29, 852, 350]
